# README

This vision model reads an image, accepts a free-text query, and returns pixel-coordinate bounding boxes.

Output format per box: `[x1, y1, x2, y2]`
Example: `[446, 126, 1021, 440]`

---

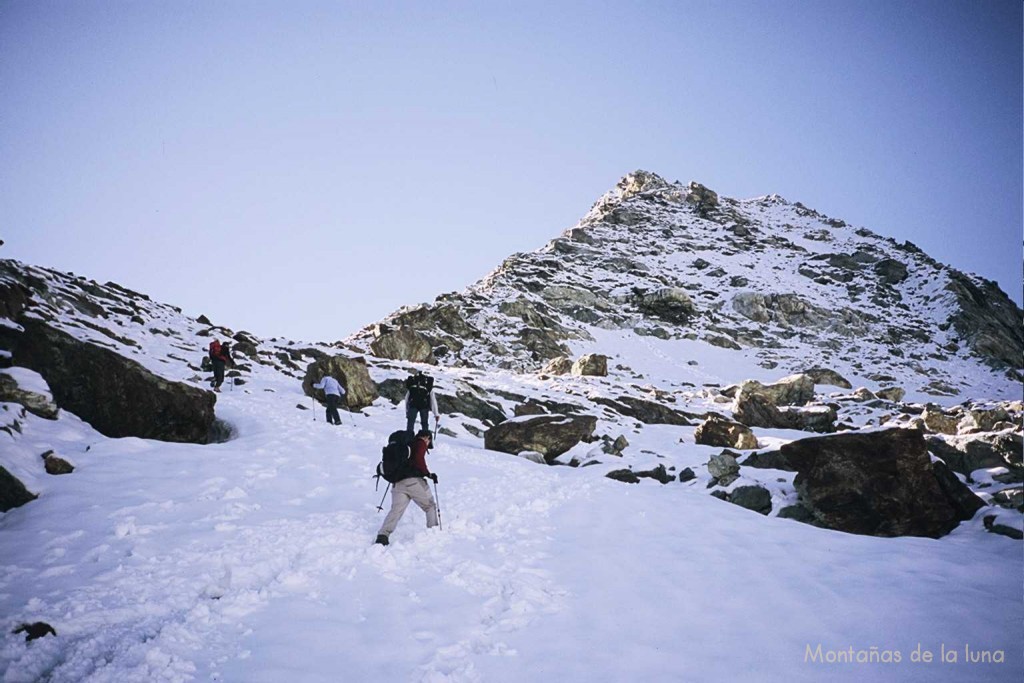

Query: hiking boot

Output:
[374, 534, 389, 546]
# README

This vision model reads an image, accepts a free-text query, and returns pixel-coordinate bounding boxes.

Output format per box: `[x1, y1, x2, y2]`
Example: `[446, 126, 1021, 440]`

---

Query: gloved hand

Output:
[428, 473, 438, 483]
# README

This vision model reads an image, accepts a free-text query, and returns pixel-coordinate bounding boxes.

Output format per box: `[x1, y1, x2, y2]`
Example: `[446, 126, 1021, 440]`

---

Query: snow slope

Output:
[1, 167, 1022, 682]
[1, 353, 1021, 682]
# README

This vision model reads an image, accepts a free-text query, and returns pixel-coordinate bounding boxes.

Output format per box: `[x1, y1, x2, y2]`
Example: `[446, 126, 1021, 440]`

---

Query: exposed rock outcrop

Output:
[593, 395, 697, 426]
[436, 390, 507, 426]
[694, 415, 758, 450]
[926, 432, 1023, 479]
[0, 465, 37, 512]
[0, 318, 215, 443]
[484, 414, 597, 462]
[946, 271, 1024, 372]
[369, 327, 436, 364]
[540, 356, 573, 375]
[733, 391, 837, 434]
[0, 369, 58, 419]
[42, 451, 74, 475]
[634, 288, 695, 324]
[803, 367, 852, 390]
[781, 428, 985, 538]
[571, 353, 609, 377]
[731, 374, 816, 406]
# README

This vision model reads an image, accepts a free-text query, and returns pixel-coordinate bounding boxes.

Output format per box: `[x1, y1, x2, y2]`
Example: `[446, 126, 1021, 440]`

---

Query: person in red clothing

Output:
[375, 430, 438, 546]
[208, 340, 232, 392]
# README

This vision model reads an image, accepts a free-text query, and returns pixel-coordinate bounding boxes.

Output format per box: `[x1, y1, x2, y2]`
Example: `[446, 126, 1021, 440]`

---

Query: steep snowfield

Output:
[2, 357, 1021, 682]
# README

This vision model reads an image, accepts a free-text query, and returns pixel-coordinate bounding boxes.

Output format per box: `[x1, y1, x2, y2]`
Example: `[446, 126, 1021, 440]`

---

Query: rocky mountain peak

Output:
[349, 171, 1022, 401]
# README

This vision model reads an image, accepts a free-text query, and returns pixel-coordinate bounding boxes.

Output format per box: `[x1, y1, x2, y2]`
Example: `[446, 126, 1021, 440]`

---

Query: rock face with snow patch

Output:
[925, 433, 1022, 480]
[593, 395, 697, 425]
[484, 414, 597, 462]
[781, 428, 985, 538]
[1, 318, 216, 443]
[0, 466, 37, 512]
[369, 326, 436, 364]
[732, 391, 837, 434]
[571, 353, 609, 376]
[731, 374, 815, 407]
[435, 389, 507, 426]
[0, 370, 58, 420]
[694, 415, 758, 450]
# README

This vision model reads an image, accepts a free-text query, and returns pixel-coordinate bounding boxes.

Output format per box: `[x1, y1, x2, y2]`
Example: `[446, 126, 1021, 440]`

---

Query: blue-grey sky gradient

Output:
[2, 0, 1020, 342]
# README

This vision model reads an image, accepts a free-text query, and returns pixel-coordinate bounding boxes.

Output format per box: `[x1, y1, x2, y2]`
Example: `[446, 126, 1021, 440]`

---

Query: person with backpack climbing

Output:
[404, 371, 438, 436]
[208, 339, 232, 392]
[375, 429, 438, 546]
[312, 374, 346, 425]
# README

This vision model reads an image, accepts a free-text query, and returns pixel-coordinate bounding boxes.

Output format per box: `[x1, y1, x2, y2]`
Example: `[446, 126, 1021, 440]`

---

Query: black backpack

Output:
[406, 374, 434, 410]
[376, 430, 412, 484]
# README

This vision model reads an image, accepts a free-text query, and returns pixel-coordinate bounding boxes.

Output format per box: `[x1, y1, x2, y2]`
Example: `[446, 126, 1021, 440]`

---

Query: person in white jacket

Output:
[404, 371, 438, 436]
[312, 375, 346, 425]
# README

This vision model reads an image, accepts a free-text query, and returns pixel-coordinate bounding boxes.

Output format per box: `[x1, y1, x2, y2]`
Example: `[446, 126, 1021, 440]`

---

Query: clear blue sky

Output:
[2, 0, 1020, 342]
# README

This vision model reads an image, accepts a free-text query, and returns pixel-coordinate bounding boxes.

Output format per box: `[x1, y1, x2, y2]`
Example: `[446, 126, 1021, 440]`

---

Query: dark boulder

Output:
[42, 450, 74, 475]
[636, 464, 674, 484]
[931, 460, 987, 521]
[741, 450, 794, 471]
[1, 319, 215, 443]
[12, 622, 56, 641]
[606, 469, 640, 484]
[781, 428, 986, 538]
[728, 485, 773, 515]
[874, 258, 909, 285]
[484, 414, 597, 462]
[777, 503, 817, 524]
[514, 401, 548, 417]
[0, 465, 37, 512]
[375, 378, 407, 405]
[983, 515, 1023, 540]
[992, 487, 1023, 512]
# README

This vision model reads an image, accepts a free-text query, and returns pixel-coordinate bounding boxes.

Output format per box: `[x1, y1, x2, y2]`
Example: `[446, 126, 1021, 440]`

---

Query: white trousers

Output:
[378, 477, 438, 536]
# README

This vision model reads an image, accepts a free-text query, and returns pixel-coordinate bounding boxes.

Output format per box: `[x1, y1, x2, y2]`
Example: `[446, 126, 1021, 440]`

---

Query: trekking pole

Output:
[376, 483, 391, 512]
[312, 394, 316, 421]
[433, 479, 443, 531]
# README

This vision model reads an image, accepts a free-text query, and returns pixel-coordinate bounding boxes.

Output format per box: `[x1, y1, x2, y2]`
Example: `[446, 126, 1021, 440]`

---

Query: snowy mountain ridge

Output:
[349, 170, 1021, 402]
